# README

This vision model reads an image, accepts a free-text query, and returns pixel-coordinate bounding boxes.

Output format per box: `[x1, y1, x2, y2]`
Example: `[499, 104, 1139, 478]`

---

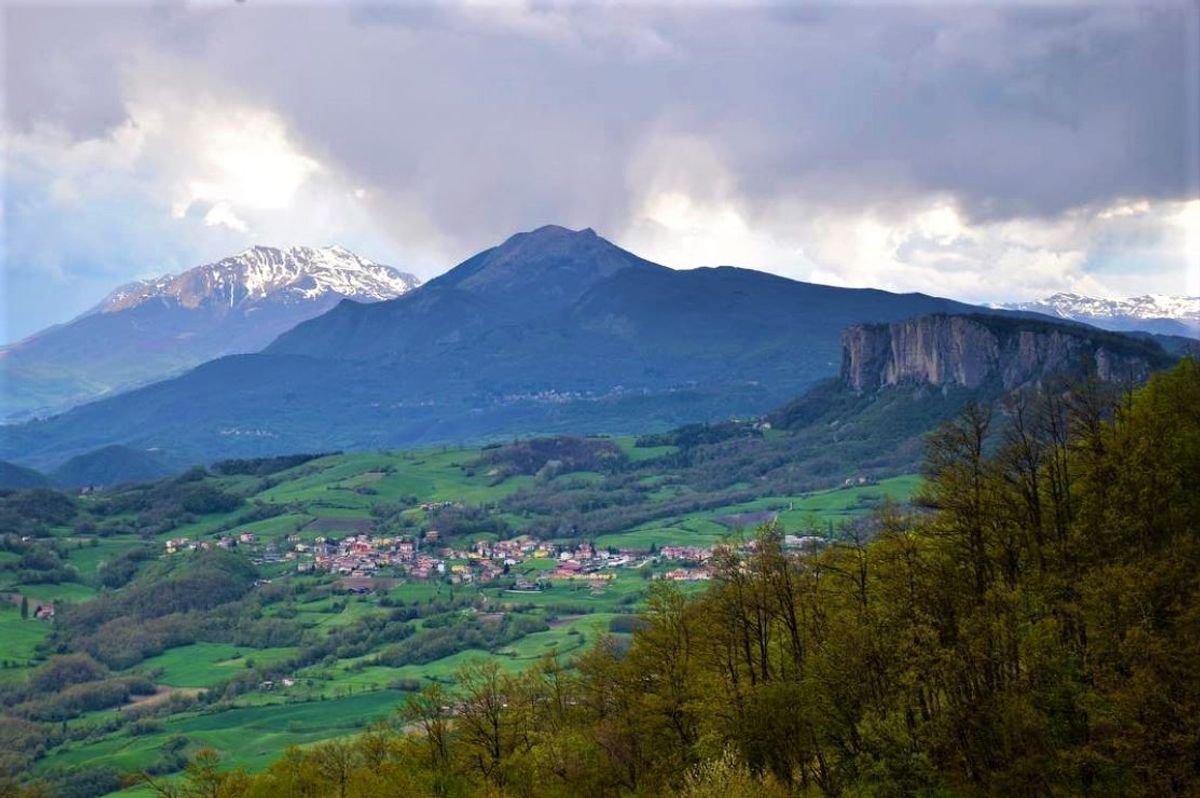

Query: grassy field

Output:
[255, 450, 535, 510]
[0, 603, 49, 671]
[5, 436, 923, 794]
[139, 643, 300, 688]
[594, 474, 920, 549]
[58, 539, 133, 579]
[7, 581, 98, 603]
[38, 689, 409, 777]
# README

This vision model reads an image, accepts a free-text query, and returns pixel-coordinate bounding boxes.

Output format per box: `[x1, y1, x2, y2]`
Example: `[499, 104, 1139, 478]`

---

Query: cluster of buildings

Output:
[289, 533, 421, 578]
[544, 542, 633, 583]
[164, 531, 257, 554]
[163, 522, 828, 588]
[283, 531, 719, 586]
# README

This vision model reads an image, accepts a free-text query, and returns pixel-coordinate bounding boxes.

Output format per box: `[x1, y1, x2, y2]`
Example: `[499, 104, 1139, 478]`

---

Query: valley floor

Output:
[0, 437, 917, 796]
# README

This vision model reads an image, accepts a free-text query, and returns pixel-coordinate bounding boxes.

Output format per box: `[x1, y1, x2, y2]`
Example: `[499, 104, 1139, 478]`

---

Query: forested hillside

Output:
[107, 359, 1198, 798]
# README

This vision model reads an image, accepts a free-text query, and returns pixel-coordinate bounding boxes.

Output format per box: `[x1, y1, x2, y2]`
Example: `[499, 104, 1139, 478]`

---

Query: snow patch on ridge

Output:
[1000, 292, 1200, 328]
[96, 246, 420, 313]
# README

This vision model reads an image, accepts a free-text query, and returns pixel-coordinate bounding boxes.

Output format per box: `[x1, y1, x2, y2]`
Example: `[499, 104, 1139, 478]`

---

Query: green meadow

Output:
[2, 435, 921, 793]
[139, 643, 301, 688]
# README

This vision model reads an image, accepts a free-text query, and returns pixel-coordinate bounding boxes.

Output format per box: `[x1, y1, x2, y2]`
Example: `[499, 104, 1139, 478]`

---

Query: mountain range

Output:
[1001, 292, 1200, 337]
[2, 226, 1185, 473]
[3, 225, 1000, 469]
[0, 245, 419, 422]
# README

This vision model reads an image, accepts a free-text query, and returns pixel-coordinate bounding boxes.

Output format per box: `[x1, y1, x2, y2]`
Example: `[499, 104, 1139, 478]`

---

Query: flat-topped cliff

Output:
[841, 314, 1172, 392]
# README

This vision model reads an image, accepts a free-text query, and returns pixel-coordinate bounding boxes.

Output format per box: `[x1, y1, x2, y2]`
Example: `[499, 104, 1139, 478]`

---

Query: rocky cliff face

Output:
[841, 314, 1167, 392]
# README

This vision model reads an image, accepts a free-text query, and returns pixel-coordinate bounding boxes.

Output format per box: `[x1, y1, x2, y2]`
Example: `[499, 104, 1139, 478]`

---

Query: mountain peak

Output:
[509, 224, 597, 242]
[4, 246, 422, 422]
[430, 224, 664, 305]
[96, 246, 420, 314]
[489, 224, 604, 260]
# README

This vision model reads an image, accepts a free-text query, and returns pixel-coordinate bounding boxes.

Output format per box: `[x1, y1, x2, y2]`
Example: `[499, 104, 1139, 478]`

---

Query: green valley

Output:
[0, 430, 919, 796]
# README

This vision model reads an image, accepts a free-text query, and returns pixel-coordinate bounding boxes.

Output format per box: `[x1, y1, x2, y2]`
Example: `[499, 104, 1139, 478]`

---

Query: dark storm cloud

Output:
[8, 1, 1193, 237]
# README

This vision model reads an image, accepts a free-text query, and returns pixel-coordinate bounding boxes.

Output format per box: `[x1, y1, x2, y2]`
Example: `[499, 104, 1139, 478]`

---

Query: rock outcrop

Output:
[841, 314, 1170, 393]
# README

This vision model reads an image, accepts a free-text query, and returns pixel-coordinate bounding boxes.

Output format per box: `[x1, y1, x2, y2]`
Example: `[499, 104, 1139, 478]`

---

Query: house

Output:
[661, 569, 711, 582]
[784, 535, 828, 550]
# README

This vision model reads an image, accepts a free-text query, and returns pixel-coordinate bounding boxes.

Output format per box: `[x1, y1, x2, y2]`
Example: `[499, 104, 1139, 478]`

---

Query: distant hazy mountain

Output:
[50, 444, 175, 488]
[1000, 292, 1200, 337]
[5, 225, 1026, 470]
[0, 246, 420, 422]
[0, 460, 52, 489]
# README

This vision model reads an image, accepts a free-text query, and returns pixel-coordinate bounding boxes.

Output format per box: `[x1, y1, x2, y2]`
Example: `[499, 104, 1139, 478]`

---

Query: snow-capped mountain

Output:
[3, 246, 420, 422]
[1001, 292, 1200, 337]
[93, 245, 419, 314]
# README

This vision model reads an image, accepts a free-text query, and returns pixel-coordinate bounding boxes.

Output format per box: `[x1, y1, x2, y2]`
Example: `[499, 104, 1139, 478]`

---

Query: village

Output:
[162, 523, 832, 591]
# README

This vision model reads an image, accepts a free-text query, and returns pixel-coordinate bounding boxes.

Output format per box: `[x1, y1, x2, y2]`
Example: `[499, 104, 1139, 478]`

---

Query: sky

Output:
[2, 0, 1199, 343]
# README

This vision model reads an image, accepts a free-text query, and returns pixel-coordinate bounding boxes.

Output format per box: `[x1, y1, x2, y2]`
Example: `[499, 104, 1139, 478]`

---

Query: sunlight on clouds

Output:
[622, 165, 1191, 305]
[621, 131, 809, 271]
[203, 202, 248, 233]
[3, 83, 423, 339]
[166, 105, 320, 225]
[914, 203, 967, 243]
[626, 190, 807, 272]
[614, 119, 1196, 302]
[1097, 200, 1152, 220]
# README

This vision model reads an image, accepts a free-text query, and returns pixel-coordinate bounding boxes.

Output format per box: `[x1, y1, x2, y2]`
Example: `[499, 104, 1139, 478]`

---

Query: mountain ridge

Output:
[90, 245, 419, 314]
[1, 246, 419, 421]
[3, 226, 1138, 471]
[1000, 291, 1200, 337]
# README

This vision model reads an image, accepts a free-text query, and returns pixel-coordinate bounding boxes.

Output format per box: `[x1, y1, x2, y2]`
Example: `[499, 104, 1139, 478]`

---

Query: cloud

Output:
[2, 68, 422, 340]
[2, 0, 1198, 341]
[618, 124, 1199, 303]
[166, 104, 320, 221]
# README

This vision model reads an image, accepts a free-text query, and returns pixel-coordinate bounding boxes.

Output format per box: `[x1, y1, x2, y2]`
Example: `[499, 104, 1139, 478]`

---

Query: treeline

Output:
[375, 613, 548, 668]
[0, 489, 77, 538]
[48, 550, 265, 669]
[474, 437, 625, 480]
[209, 452, 336, 477]
[0, 654, 157, 772]
[0, 536, 79, 587]
[0, 654, 197, 795]
[126, 359, 1198, 798]
[495, 400, 954, 541]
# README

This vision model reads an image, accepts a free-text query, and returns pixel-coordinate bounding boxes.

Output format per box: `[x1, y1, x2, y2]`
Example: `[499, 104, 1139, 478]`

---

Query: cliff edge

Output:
[841, 314, 1173, 393]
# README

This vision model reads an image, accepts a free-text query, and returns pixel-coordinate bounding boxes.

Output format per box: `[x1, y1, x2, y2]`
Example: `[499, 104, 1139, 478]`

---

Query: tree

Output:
[143, 747, 249, 798]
